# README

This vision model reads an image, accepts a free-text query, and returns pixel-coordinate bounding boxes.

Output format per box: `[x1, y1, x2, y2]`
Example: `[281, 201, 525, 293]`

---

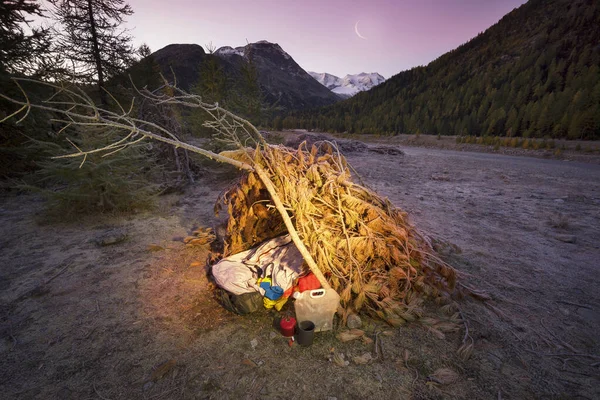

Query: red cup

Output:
[280, 317, 296, 337]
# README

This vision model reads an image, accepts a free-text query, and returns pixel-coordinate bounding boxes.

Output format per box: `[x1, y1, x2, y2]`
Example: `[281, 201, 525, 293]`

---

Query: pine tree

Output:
[196, 56, 226, 105]
[50, 0, 135, 104]
[240, 58, 261, 120]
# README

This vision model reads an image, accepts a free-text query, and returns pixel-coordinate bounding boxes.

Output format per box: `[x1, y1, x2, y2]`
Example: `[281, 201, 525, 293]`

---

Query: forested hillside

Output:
[287, 0, 600, 139]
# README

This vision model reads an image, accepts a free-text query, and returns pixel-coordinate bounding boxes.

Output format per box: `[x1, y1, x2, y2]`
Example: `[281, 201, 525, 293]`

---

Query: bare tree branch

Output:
[0, 77, 331, 289]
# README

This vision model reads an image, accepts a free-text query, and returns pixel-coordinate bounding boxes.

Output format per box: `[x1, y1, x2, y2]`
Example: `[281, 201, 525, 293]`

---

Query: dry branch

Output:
[1, 76, 462, 320]
[0, 77, 330, 288]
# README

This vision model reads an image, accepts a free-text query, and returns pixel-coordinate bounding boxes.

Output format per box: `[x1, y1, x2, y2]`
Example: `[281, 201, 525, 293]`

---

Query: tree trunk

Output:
[86, 0, 106, 105]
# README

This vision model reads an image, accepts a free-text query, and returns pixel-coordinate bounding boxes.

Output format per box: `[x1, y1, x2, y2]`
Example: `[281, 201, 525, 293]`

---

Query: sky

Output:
[44, 0, 529, 79]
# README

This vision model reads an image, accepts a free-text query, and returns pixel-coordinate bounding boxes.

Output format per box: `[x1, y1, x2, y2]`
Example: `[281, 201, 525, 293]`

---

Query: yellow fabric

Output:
[263, 296, 289, 311]
[257, 277, 272, 285]
[257, 276, 288, 310]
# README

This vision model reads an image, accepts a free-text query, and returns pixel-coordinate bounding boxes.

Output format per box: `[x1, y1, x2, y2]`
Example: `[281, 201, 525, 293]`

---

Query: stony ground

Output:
[1, 137, 599, 399]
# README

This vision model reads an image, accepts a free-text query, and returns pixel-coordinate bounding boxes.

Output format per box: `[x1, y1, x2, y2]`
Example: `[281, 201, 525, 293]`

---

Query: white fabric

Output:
[211, 235, 304, 295]
[211, 248, 256, 295]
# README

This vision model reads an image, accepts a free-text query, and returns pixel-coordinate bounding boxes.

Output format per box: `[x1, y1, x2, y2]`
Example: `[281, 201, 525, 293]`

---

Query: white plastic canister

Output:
[293, 288, 340, 332]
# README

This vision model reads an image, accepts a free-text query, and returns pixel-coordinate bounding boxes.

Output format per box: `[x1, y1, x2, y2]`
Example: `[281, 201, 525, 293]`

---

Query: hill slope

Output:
[292, 0, 600, 139]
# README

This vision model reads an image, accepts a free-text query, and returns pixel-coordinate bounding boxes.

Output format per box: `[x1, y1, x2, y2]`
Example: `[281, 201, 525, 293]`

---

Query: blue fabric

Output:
[260, 281, 284, 300]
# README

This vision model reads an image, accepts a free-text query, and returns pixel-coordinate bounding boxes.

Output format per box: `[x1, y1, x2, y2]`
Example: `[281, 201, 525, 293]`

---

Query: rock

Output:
[577, 308, 600, 324]
[337, 329, 364, 342]
[284, 133, 369, 154]
[347, 313, 362, 329]
[94, 230, 128, 246]
[555, 234, 576, 243]
[285, 133, 330, 149]
[337, 140, 368, 153]
[369, 145, 404, 155]
[352, 352, 373, 365]
[250, 338, 258, 350]
[427, 368, 459, 385]
[242, 359, 257, 367]
[361, 336, 374, 345]
[150, 359, 176, 382]
[558, 306, 570, 316]
[147, 244, 164, 252]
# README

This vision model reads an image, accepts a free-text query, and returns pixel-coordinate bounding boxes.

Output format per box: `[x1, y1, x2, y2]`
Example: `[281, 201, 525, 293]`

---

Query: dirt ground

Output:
[1, 135, 599, 399]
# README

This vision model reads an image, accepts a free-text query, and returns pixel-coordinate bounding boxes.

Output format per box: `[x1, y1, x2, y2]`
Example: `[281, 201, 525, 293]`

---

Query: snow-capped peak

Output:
[215, 46, 244, 57]
[309, 71, 385, 97]
[308, 72, 342, 90]
[215, 41, 291, 60]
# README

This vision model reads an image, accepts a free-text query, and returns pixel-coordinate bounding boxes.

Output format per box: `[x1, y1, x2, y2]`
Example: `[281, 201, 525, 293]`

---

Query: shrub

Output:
[20, 126, 162, 218]
[548, 213, 570, 229]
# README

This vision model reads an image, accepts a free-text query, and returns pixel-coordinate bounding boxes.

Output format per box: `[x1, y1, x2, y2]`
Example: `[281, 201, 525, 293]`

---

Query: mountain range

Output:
[290, 0, 600, 139]
[308, 72, 385, 98]
[137, 0, 599, 139]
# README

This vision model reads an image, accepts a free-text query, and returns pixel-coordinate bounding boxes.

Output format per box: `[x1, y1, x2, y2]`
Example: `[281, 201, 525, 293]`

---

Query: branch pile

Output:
[216, 141, 458, 325]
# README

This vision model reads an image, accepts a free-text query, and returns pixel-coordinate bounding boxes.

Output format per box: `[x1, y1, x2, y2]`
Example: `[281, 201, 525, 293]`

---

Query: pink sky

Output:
[56, 0, 529, 79]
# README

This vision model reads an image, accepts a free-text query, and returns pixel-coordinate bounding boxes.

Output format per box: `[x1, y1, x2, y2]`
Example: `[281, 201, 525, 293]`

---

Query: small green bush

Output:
[21, 126, 162, 218]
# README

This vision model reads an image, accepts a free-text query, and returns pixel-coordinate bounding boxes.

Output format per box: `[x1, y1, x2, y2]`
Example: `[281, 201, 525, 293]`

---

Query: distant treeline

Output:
[281, 0, 600, 139]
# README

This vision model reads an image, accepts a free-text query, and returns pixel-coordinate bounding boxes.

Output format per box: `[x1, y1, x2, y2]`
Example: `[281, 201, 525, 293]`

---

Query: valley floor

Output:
[1, 144, 599, 399]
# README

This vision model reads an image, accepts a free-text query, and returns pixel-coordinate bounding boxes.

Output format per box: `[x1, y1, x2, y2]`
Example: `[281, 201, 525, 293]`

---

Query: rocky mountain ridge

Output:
[150, 41, 340, 112]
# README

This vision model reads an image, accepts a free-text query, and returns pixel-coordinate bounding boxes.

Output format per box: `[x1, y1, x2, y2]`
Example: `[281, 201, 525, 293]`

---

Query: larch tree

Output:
[0, 0, 52, 76]
[50, 0, 135, 104]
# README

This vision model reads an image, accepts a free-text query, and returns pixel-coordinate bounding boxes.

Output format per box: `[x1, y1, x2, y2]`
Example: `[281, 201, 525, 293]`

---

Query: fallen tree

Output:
[1, 77, 462, 324]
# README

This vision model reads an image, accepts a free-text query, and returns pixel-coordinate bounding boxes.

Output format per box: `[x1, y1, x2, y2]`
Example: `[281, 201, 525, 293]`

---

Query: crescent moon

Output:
[355, 21, 367, 40]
